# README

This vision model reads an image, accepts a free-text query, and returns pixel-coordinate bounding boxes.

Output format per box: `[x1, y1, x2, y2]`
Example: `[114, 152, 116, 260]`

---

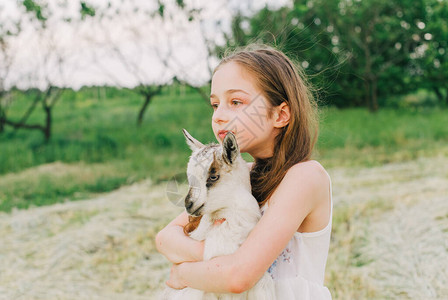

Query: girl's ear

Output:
[222, 132, 239, 165]
[273, 102, 291, 129]
[182, 129, 204, 151]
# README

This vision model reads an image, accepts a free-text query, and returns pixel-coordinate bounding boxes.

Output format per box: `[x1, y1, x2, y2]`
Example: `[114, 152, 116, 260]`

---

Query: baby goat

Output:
[162, 129, 275, 300]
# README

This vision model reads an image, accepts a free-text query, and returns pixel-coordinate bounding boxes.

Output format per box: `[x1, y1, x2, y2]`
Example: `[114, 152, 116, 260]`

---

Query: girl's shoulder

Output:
[270, 159, 330, 208]
[258, 159, 331, 234]
[288, 160, 330, 201]
[284, 160, 331, 232]
[287, 159, 329, 181]
[246, 159, 329, 182]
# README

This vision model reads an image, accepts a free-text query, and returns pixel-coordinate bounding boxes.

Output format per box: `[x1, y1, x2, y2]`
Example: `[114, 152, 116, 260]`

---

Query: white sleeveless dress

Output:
[260, 172, 333, 299]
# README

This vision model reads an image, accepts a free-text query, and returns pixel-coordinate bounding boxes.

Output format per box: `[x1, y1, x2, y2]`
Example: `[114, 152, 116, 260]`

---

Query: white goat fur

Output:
[162, 129, 275, 300]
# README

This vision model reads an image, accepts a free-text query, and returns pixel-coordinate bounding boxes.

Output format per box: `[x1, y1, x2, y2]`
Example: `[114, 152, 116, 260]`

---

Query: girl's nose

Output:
[212, 105, 229, 124]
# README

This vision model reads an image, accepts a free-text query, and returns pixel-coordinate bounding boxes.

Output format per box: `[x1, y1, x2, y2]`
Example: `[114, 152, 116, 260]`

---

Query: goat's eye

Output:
[210, 175, 220, 181]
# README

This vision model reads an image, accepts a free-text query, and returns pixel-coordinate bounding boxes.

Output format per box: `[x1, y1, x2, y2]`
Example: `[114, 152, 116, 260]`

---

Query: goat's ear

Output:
[182, 129, 204, 151]
[222, 132, 239, 165]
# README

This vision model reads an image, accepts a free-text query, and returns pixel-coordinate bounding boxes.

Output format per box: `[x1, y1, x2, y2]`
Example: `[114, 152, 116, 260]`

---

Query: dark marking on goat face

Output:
[185, 188, 194, 211]
[223, 132, 238, 165]
[206, 153, 221, 189]
[225, 144, 234, 163]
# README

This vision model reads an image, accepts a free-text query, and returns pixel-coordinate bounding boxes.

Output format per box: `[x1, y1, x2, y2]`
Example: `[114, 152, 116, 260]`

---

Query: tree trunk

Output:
[371, 77, 378, 112]
[192, 85, 211, 102]
[137, 93, 151, 127]
[364, 80, 370, 109]
[434, 87, 443, 102]
[44, 105, 51, 143]
[0, 107, 4, 133]
[445, 88, 448, 106]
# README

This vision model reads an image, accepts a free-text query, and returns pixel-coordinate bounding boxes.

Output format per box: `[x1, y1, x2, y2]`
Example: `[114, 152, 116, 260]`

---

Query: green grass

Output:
[317, 106, 448, 167]
[0, 87, 447, 212]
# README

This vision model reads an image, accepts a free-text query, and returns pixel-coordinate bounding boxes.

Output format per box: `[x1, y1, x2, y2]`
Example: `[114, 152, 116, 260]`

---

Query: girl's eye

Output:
[210, 100, 241, 110]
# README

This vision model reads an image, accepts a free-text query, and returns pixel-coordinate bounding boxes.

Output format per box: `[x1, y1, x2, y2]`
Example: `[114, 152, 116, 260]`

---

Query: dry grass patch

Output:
[1, 155, 448, 299]
[326, 154, 448, 299]
[0, 180, 183, 299]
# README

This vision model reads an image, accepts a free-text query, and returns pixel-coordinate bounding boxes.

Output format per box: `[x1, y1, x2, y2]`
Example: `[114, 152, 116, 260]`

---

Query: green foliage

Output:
[80, 2, 95, 19]
[217, 0, 448, 110]
[0, 87, 214, 211]
[0, 87, 447, 212]
[413, 0, 448, 103]
[22, 0, 47, 22]
[157, 1, 165, 17]
[175, 0, 185, 9]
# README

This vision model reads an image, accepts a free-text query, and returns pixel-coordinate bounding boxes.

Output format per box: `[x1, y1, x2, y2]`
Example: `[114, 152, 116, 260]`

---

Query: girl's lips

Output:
[218, 130, 234, 140]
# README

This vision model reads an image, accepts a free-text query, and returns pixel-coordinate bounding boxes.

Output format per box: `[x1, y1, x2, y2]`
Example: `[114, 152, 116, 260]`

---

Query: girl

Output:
[156, 44, 332, 299]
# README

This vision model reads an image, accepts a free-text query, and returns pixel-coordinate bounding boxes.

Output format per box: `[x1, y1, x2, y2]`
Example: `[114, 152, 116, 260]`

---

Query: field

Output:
[1, 87, 448, 299]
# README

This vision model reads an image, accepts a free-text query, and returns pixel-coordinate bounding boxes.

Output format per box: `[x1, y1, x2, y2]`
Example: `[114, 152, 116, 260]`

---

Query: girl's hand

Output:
[166, 263, 188, 290]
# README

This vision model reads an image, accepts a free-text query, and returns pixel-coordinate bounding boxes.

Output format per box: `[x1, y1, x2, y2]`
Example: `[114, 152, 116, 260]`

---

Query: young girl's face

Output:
[210, 61, 280, 159]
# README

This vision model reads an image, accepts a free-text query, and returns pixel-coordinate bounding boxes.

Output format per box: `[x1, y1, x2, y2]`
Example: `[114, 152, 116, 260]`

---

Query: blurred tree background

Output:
[0, 0, 447, 211]
[2, 2, 447, 298]
[219, 0, 448, 111]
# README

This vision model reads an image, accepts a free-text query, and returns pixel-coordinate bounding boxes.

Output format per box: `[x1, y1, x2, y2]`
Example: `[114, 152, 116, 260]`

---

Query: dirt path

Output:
[1, 155, 447, 299]
[0, 179, 183, 299]
[327, 154, 448, 299]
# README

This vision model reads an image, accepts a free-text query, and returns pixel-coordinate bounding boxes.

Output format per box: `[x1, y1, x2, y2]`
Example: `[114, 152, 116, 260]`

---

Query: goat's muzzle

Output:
[185, 187, 203, 216]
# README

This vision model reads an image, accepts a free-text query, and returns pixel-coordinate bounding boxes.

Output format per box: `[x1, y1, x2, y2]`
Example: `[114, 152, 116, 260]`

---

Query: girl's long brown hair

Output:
[184, 44, 319, 235]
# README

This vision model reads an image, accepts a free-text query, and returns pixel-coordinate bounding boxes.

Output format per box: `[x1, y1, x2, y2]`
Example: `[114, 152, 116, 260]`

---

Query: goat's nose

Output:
[185, 199, 193, 211]
[185, 189, 194, 210]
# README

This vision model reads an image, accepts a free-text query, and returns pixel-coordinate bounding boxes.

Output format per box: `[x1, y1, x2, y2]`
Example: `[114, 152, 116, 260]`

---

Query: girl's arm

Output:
[155, 210, 204, 264]
[167, 161, 331, 293]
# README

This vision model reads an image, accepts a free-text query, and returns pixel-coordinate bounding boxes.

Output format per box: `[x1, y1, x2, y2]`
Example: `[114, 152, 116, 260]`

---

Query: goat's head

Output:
[182, 129, 250, 217]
